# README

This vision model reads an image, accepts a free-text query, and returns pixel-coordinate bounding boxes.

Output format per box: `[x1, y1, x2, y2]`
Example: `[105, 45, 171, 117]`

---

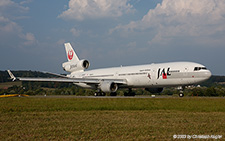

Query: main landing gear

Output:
[94, 90, 106, 96]
[94, 90, 117, 96]
[94, 88, 135, 97]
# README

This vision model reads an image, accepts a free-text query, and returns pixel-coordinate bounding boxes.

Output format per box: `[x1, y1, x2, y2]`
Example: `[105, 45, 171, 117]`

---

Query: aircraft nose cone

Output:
[205, 70, 212, 79]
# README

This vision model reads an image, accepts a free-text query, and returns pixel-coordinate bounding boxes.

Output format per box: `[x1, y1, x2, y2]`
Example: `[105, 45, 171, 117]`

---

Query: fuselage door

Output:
[184, 67, 189, 76]
[149, 68, 156, 85]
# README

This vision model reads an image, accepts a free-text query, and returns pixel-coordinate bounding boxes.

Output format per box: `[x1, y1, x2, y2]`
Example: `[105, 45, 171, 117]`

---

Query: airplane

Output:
[8, 43, 212, 97]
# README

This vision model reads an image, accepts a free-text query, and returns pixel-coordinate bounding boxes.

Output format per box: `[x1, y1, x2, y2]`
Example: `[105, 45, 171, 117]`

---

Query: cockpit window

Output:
[194, 67, 207, 71]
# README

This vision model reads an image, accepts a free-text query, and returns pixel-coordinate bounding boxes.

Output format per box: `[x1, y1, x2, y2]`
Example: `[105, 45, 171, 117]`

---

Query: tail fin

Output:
[63, 43, 90, 72]
[64, 43, 79, 62]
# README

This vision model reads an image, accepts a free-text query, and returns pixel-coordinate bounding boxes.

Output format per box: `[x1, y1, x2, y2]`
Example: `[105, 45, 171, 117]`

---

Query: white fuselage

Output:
[69, 62, 211, 89]
[7, 42, 212, 95]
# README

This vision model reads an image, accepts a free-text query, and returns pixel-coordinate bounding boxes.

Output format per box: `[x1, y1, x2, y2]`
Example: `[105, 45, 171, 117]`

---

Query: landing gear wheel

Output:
[178, 86, 185, 97]
[94, 92, 106, 96]
[101, 92, 106, 96]
[179, 93, 184, 97]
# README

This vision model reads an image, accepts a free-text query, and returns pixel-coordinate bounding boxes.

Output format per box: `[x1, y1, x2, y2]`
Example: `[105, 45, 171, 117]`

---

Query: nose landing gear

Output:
[178, 86, 185, 97]
[179, 93, 184, 97]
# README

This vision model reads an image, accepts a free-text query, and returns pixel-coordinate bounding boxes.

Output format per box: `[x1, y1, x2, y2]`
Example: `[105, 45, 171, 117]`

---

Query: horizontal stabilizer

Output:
[42, 71, 68, 78]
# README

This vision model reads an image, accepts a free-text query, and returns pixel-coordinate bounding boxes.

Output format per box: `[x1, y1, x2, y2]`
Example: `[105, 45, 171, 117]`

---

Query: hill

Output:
[0, 70, 57, 83]
[200, 75, 225, 87]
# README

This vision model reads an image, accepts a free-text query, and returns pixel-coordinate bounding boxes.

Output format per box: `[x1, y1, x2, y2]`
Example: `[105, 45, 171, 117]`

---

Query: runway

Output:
[29, 95, 225, 99]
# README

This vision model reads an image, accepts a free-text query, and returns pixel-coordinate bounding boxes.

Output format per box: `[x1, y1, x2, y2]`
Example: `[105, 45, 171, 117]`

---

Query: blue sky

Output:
[1, 0, 225, 75]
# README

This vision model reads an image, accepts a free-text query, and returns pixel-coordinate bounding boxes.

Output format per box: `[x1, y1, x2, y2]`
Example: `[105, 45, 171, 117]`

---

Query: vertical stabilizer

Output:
[64, 43, 79, 62]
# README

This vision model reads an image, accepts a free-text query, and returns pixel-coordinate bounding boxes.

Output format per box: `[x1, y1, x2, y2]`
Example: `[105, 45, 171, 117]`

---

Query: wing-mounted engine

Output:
[62, 59, 90, 72]
[99, 81, 118, 93]
[145, 88, 163, 93]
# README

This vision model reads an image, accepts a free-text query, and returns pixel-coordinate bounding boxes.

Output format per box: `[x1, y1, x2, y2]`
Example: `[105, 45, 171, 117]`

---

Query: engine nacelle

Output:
[100, 81, 118, 93]
[62, 59, 90, 72]
[145, 88, 164, 93]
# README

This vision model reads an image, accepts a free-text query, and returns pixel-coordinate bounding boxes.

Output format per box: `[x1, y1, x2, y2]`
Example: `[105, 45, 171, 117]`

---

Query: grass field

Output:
[0, 97, 224, 140]
[0, 81, 22, 89]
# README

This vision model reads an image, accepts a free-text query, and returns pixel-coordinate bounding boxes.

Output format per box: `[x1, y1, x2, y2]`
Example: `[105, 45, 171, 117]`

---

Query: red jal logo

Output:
[157, 68, 171, 79]
[68, 50, 74, 60]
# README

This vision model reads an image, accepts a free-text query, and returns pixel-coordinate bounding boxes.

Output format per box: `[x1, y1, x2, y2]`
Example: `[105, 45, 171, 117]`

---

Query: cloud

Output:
[20, 33, 37, 46]
[0, 0, 29, 13]
[70, 27, 81, 37]
[111, 0, 225, 47]
[57, 39, 66, 46]
[0, 0, 37, 47]
[0, 16, 21, 33]
[59, 0, 134, 21]
[0, 0, 14, 7]
[127, 41, 136, 48]
[20, 0, 32, 5]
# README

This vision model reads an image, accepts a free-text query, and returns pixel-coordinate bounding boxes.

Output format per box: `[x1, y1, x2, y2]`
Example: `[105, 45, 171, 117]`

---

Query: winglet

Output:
[7, 70, 16, 81]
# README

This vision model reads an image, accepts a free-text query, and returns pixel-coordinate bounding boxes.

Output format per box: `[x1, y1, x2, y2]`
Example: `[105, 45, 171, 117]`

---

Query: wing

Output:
[7, 70, 127, 85]
[42, 71, 68, 78]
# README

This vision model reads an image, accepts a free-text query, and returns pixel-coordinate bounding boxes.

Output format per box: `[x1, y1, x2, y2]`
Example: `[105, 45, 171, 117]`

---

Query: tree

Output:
[206, 87, 218, 97]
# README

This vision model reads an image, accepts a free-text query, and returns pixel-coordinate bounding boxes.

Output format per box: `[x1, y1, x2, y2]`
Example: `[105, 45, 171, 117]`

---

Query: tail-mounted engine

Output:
[62, 59, 90, 72]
